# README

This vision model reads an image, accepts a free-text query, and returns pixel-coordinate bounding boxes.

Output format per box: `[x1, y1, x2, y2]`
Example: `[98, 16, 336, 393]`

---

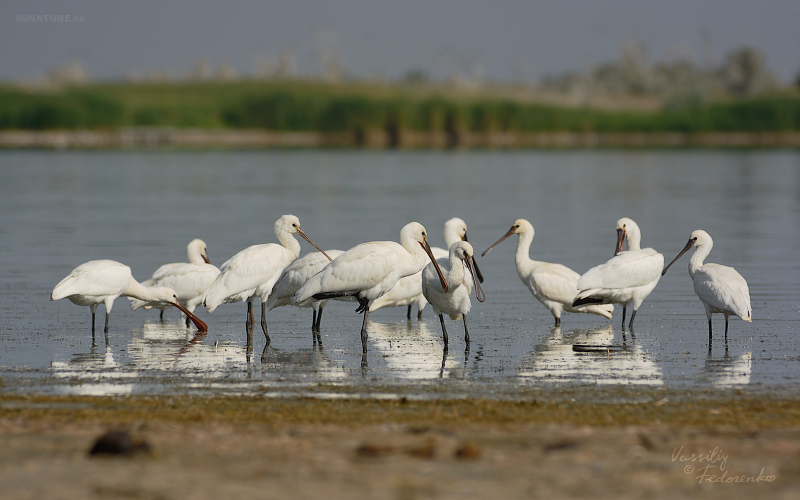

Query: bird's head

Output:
[481, 219, 533, 257]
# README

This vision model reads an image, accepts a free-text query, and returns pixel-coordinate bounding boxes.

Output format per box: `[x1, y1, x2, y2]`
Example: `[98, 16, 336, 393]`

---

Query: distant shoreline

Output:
[2, 128, 800, 149]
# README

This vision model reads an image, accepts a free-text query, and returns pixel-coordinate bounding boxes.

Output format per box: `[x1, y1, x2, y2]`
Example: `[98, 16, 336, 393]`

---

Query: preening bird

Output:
[573, 218, 664, 329]
[422, 241, 485, 349]
[482, 219, 613, 325]
[370, 217, 483, 319]
[51, 259, 208, 343]
[267, 249, 345, 339]
[130, 261, 220, 327]
[132, 238, 212, 320]
[203, 215, 329, 344]
[661, 229, 751, 344]
[294, 222, 448, 353]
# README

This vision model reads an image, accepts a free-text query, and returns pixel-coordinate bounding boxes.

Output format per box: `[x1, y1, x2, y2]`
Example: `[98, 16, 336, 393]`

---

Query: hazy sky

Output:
[2, 0, 799, 83]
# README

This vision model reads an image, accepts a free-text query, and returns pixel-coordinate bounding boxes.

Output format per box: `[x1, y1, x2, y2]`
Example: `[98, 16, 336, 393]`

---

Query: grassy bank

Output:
[2, 81, 800, 137]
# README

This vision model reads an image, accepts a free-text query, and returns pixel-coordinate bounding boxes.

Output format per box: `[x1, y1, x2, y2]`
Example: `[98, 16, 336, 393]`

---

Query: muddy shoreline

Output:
[1, 391, 798, 499]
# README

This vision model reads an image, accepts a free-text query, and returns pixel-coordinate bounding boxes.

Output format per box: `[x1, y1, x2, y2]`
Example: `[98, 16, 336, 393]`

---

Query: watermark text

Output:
[16, 14, 85, 23]
[672, 446, 776, 484]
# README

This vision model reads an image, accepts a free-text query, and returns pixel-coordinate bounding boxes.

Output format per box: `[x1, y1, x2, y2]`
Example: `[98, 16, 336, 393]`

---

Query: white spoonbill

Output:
[130, 261, 220, 327]
[267, 249, 345, 339]
[573, 218, 664, 329]
[422, 241, 485, 349]
[132, 238, 211, 319]
[481, 219, 613, 325]
[369, 217, 483, 319]
[202, 215, 329, 344]
[294, 222, 448, 353]
[661, 230, 751, 344]
[51, 259, 208, 341]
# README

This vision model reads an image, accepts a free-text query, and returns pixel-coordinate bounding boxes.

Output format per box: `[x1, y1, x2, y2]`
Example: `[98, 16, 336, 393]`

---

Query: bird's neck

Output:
[125, 279, 165, 304]
[626, 231, 642, 251]
[445, 255, 466, 285]
[443, 228, 460, 248]
[515, 232, 534, 269]
[276, 232, 302, 260]
[688, 246, 709, 277]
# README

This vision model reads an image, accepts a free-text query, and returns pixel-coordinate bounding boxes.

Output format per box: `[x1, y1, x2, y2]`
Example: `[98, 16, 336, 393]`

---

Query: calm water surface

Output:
[0, 149, 798, 400]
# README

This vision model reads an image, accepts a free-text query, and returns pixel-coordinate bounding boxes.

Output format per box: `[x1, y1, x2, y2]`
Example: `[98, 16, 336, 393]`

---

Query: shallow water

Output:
[0, 149, 798, 399]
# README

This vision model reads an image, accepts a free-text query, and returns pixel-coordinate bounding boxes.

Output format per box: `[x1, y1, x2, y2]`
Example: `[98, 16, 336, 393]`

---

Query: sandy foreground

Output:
[1, 392, 799, 499]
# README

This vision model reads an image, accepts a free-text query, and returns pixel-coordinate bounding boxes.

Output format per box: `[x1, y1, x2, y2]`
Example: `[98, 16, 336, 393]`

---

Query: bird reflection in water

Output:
[699, 351, 752, 387]
[517, 325, 663, 385]
[361, 318, 472, 380]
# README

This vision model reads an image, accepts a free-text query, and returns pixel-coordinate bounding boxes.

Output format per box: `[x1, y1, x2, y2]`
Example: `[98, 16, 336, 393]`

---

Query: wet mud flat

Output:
[1, 388, 799, 499]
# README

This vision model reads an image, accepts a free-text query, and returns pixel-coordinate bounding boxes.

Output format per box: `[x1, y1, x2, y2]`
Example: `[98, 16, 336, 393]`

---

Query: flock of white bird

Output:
[51, 215, 752, 352]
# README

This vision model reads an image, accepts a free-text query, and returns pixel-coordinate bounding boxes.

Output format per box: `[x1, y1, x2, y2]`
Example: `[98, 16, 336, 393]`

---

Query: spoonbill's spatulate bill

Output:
[573, 218, 664, 329]
[294, 222, 448, 353]
[482, 219, 613, 325]
[51, 259, 208, 343]
[203, 215, 329, 344]
[267, 249, 345, 340]
[661, 229, 752, 345]
[422, 241, 485, 349]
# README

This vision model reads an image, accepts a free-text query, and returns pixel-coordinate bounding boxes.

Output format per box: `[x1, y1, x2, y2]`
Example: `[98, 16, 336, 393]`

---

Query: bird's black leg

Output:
[314, 308, 324, 345]
[554, 316, 561, 327]
[417, 307, 423, 320]
[312, 309, 318, 332]
[708, 318, 713, 351]
[246, 301, 254, 336]
[621, 305, 627, 330]
[315, 308, 324, 331]
[724, 317, 729, 351]
[90, 310, 97, 346]
[463, 315, 470, 345]
[261, 302, 269, 344]
[360, 310, 370, 353]
[407, 305, 412, 320]
[357, 297, 370, 353]
[104, 311, 110, 334]
[628, 309, 637, 330]
[160, 310, 164, 321]
[438, 314, 449, 349]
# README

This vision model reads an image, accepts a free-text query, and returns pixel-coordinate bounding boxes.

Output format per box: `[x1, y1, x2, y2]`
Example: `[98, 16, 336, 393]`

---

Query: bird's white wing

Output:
[51, 260, 131, 300]
[296, 242, 402, 301]
[151, 263, 220, 300]
[268, 250, 343, 309]
[149, 262, 184, 281]
[694, 264, 752, 319]
[203, 244, 288, 308]
[529, 263, 581, 305]
[578, 249, 664, 290]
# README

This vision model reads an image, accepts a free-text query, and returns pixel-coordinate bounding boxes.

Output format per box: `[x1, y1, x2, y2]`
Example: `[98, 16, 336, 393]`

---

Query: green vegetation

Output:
[1, 81, 799, 134]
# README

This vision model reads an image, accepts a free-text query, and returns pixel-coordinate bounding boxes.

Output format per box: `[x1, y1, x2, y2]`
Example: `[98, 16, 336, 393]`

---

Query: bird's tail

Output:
[572, 294, 604, 308]
[579, 303, 614, 319]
